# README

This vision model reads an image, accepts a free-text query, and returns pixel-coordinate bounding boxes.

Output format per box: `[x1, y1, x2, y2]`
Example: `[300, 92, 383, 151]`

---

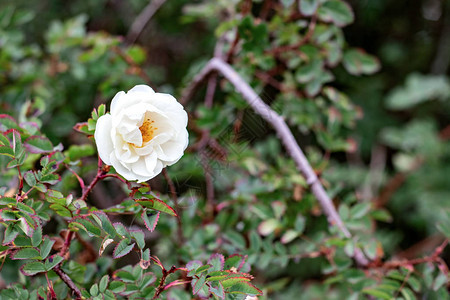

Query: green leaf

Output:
[343, 48, 380, 76]
[45, 255, 64, 270]
[20, 261, 46, 276]
[3, 225, 19, 245]
[130, 229, 145, 249]
[192, 275, 206, 295]
[90, 283, 99, 297]
[135, 199, 177, 216]
[209, 281, 225, 299]
[65, 144, 95, 162]
[208, 254, 225, 272]
[12, 248, 41, 260]
[113, 239, 135, 259]
[222, 276, 252, 289]
[227, 281, 262, 296]
[0, 114, 20, 131]
[40, 237, 55, 259]
[109, 280, 126, 293]
[24, 171, 37, 188]
[17, 202, 36, 215]
[318, 0, 354, 27]
[295, 59, 323, 83]
[258, 218, 279, 236]
[49, 204, 72, 217]
[141, 211, 160, 232]
[92, 211, 116, 237]
[401, 287, 416, 300]
[24, 136, 53, 154]
[362, 288, 392, 299]
[99, 275, 109, 293]
[350, 203, 371, 219]
[113, 222, 131, 239]
[70, 218, 102, 237]
[281, 230, 299, 244]
[0, 146, 14, 157]
[299, 0, 319, 16]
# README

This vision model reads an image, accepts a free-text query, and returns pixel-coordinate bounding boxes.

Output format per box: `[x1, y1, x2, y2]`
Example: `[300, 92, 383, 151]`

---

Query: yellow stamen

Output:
[139, 119, 157, 143]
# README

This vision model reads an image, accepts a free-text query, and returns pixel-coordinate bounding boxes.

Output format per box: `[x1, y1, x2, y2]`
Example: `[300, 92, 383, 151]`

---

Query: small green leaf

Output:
[343, 49, 380, 76]
[92, 211, 116, 237]
[208, 254, 225, 272]
[227, 281, 262, 296]
[400, 287, 416, 300]
[20, 261, 46, 276]
[17, 202, 36, 215]
[3, 225, 19, 245]
[49, 204, 72, 218]
[135, 199, 177, 216]
[31, 225, 42, 247]
[70, 218, 102, 237]
[209, 281, 225, 299]
[350, 203, 371, 219]
[90, 283, 99, 297]
[281, 230, 299, 244]
[45, 255, 64, 270]
[141, 211, 159, 232]
[24, 136, 53, 154]
[362, 288, 392, 299]
[40, 237, 55, 259]
[258, 218, 279, 236]
[113, 239, 135, 259]
[12, 248, 41, 260]
[130, 229, 145, 249]
[99, 275, 109, 293]
[109, 280, 126, 293]
[192, 275, 206, 295]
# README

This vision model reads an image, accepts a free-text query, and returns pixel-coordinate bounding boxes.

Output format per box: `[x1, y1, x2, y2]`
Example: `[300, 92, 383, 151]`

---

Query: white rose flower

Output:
[94, 85, 189, 182]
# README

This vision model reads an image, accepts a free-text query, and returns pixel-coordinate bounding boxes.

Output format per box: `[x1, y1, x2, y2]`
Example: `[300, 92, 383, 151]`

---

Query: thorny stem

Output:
[151, 262, 180, 300]
[180, 57, 369, 266]
[54, 265, 82, 299]
[162, 169, 184, 245]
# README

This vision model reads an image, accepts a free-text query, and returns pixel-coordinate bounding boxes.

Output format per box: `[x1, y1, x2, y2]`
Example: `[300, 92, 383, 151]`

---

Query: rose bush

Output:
[94, 85, 189, 182]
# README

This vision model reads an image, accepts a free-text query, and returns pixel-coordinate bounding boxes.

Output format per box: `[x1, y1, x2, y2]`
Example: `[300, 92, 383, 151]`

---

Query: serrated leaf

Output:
[20, 261, 46, 276]
[40, 237, 55, 259]
[222, 276, 252, 289]
[90, 283, 99, 297]
[139, 272, 156, 289]
[192, 275, 206, 295]
[49, 204, 72, 217]
[24, 136, 53, 154]
[70, 217, 102, 237]
[17, 202, 36, 215]
[113, 222, 131, 239]
[45, 255, 64, 270]
[227, 281, 262, 296]
[11, 248, 41, 260]
[24, 171, 37, 187]
[113, 239, 135, 259]
[224, 255, 245, 271]
[92, 211, 116, 237]
[208, 254, 225, 272]
[0, 114, 20, 131]
[19, 217, 33, 237]
[187, 260, 203, 276]
[281, 230, 299, 244]
[135, 199, 177, 216]
[194, 264, 212, 275]
[141, 211, 159, 232]
[209, 281, 225, 299]
[0, 146, 14, 157]
[114, 269, 135, 283]
[3, 225, 19, 245]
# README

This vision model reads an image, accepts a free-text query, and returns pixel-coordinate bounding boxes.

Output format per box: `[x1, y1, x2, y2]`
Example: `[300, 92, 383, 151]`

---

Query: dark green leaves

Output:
[20, 261, 46, 276]
[135, 199, 177, 216]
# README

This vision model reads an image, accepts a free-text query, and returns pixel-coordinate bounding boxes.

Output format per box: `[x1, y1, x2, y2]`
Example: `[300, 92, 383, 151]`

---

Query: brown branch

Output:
[54, 265, 82, 299]
[126, 0, 167, 44]
[180, 58, 369, 266]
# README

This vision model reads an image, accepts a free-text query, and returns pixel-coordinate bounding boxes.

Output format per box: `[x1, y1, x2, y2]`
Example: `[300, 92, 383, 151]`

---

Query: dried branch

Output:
[181, 57, 369, 266]
[126, 0, 167, 44]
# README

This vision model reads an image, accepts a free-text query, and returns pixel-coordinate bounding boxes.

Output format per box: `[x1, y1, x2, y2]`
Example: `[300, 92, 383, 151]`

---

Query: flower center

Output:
[139, 119, 158, 144]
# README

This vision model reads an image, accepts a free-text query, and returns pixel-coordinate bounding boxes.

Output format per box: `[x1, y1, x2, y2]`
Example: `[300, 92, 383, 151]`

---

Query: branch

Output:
[126, 0, 167, 44]
[54, 265, 82, 299]
[181, 58, 369, 266]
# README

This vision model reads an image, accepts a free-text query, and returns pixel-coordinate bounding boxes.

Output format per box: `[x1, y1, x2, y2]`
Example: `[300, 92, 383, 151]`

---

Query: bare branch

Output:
[54, 265, 82, 299]
[181, 58, 369, 266]
[126, 0, 167, 44]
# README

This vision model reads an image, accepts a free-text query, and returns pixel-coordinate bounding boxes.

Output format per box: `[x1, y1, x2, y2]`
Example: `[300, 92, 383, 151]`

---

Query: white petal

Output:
[95, 114, 114, 165]
[128, 85, 155, 95]
[110, 91, 126, 116]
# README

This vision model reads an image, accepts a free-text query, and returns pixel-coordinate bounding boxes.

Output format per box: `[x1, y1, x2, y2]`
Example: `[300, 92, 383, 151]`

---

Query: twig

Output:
[180, 58, 369, 266]
[54, 265, 82, 299]
[126, 0, 167, 44]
